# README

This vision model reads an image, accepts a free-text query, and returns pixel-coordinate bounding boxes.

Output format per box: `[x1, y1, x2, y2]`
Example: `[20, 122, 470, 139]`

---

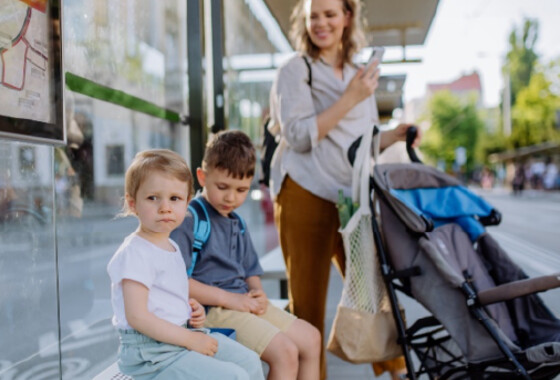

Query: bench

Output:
[259, 246, 288, 300]
[94, 247, 288, 380]
[92, 362, 131, 380]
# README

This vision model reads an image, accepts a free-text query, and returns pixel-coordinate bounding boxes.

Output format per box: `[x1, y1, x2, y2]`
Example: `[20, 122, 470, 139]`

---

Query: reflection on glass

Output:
[52, 98, 188, 378]
[1, 1, 190, 379]
[0, 140, 58, 379]
[63, 0, 188, 115]
[223, 0, 290, 255]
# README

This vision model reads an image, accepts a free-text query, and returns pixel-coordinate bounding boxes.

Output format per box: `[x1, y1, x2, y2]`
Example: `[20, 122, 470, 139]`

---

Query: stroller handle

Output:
[347, 125, 420, 165]
[406, 126, 422, 163]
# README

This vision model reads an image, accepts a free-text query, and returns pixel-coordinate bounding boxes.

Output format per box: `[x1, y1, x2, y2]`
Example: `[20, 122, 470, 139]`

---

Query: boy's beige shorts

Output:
[205, 301, 296, 355]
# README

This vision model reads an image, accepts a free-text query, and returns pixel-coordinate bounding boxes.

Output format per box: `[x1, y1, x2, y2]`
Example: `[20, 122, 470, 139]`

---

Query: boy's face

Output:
[126, 171, 190, 239]
[197, 167, 252, 217]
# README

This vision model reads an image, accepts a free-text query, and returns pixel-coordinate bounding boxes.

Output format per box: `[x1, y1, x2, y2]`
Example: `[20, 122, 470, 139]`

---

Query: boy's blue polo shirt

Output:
[170, 196, 264, 295]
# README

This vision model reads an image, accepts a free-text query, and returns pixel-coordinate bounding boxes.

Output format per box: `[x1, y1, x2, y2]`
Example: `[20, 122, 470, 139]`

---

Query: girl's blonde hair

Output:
[289, 0, 367, 65]
[122, 149, 193, 216]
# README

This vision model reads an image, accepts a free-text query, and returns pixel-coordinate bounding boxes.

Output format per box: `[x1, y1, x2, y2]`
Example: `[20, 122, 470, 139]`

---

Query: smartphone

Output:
[365, 46, 385, 69]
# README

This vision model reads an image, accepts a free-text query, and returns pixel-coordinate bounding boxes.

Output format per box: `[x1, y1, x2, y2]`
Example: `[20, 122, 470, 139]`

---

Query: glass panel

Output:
[222, 0, 292, 258]
[54, 100, 189, 379]
[64, 0, 188, 115]
[223, 0, 288, 142]
[0, 141, 59, 378]
[60, 0, 189, 378]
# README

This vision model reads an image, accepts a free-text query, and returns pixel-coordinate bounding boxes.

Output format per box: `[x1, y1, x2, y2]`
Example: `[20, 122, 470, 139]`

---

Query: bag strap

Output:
[187, 197, 245, 276]
[302, 56, 312, 86]
[372, 125, 380, 163]
[351, 125, 375, 208]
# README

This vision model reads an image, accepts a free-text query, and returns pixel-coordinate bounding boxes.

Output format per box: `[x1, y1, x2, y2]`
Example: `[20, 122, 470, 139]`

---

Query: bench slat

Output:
[92, 362, 132, 380]
[259, 246, 286, 280]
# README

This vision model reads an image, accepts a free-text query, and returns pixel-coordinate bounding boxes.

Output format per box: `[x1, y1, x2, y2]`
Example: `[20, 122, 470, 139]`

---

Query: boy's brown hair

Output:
[202, 130, 256, 179]
[122, 149, 193, 216]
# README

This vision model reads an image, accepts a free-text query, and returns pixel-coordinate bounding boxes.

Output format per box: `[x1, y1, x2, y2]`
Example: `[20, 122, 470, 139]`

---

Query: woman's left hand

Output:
[383, 123, 421, 149]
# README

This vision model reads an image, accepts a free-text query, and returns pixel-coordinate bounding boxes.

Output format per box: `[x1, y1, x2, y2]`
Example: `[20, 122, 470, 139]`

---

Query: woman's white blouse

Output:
[269, 54, 379, 203]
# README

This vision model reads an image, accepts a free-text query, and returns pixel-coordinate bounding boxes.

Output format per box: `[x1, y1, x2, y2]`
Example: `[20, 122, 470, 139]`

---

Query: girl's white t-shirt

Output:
[107, 234, 191, 330]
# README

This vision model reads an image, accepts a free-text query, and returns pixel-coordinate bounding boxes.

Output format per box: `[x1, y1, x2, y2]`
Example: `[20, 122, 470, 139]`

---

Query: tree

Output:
[421, 91, 485, 174]
[478, 129, 508, 164]
[510, 64, 560, 148]
[504, 19, 539, 105]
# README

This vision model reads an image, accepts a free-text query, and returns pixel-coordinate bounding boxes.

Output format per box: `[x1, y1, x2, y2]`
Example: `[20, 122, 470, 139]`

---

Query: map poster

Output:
[0, 0, 64, 144]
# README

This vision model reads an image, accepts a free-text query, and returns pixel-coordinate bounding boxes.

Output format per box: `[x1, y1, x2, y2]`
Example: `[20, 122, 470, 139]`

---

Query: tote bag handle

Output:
[351, 125, 376, 209]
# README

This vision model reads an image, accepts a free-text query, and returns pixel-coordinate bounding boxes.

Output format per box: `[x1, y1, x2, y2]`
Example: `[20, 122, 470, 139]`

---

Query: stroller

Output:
[363, 128, 560, 379]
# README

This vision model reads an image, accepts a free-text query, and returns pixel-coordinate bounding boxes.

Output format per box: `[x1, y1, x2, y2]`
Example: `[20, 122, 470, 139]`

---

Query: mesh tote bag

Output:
[326, 126, 403, 363]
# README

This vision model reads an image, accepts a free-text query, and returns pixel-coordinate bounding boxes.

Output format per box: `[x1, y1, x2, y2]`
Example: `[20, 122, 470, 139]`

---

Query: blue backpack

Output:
[186, 197, 246, 276]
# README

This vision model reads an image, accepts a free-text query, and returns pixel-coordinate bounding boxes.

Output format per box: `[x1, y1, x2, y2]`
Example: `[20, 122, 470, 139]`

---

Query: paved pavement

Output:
[471, 186, 560, 201]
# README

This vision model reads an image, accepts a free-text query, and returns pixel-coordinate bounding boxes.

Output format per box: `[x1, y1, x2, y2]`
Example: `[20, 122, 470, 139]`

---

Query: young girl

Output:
[107, 149, 265, 380]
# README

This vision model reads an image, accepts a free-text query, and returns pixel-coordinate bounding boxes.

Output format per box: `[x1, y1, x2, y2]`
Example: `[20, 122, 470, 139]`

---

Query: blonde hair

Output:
[122, 149, 193, 216]
[289, 0, 366, 65]
[202, 130, 256, 179]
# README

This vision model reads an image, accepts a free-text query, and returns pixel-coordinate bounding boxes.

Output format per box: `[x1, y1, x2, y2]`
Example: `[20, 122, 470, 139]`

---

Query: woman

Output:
[268, 0, 418, 378]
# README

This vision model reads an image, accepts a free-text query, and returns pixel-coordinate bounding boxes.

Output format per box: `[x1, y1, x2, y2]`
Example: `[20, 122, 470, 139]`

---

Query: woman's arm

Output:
[379, 123, 421, 150]
[274, 59, 379, 152]
[122, 279, 218, 356]
[316, 64, 380, 140]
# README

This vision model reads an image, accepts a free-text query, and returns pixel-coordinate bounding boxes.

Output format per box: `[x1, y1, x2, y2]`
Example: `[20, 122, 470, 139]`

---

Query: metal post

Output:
[187, 0, 205, 189]
[207, 0, 225, 133]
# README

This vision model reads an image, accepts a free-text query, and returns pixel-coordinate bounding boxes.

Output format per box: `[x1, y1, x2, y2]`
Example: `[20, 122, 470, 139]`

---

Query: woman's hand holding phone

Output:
[343, 46, 385, 105]
[362, 46, 385, 78]
[366, 47, 385, 68]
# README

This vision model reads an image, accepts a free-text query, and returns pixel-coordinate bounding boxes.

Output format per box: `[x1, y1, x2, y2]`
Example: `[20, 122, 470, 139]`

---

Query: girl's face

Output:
[305, 0, 350, 55]
[126, 171, 190, 241]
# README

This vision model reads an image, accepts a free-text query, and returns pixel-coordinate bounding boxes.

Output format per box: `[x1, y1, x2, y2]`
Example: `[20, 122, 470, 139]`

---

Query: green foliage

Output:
[500, 19, 560, 151]
[504, 18, 539, 105]
[510, 68, 560, 147]
[478, 130, 508, 164]
[421, 91, 485, 172]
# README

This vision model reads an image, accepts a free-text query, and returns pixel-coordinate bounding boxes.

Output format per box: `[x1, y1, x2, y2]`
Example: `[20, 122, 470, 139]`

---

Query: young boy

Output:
[171, 131, 321, 380]
[107, 149, 264, 380]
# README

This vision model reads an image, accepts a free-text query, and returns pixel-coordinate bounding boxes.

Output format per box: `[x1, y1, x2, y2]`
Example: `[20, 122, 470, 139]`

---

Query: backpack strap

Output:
[231, 211, 246, 234]
[186, 198, 246, 276]
[187, 198, 210, 276]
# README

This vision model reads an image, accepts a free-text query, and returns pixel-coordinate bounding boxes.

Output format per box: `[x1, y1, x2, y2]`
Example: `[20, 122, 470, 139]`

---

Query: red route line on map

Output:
[0, 7, 47, 91]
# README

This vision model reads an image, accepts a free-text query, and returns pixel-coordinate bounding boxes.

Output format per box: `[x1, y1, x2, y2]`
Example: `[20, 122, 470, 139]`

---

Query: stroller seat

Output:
[371, 162, 560, 380]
